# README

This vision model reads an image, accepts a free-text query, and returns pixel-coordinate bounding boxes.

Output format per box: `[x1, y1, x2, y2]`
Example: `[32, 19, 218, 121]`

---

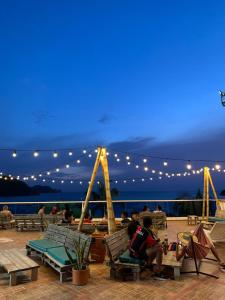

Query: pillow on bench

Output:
[47, 247, 77, 265]
[28, 239, 62, 252]
[119, 249, 144, 265]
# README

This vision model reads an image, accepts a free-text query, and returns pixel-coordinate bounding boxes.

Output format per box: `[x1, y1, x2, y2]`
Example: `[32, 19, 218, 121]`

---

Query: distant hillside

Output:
[0, 176, 60, 196]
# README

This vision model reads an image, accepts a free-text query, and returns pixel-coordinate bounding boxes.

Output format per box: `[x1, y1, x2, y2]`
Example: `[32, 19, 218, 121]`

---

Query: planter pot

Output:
[72, 268, 89, 286]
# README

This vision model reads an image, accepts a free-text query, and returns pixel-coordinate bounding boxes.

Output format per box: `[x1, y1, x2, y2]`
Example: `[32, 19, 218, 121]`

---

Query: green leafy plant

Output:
[65, 237, 88, 270]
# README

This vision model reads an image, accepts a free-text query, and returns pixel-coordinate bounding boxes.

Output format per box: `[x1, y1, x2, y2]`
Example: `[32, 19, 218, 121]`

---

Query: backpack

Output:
[129, 226, 150, 257]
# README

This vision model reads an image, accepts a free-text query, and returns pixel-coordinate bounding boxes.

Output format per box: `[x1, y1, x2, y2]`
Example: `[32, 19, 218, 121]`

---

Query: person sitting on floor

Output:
[0, 205, 13, 220]
[129, 216, 164, 278]
[127, 211, 140, 240]
[121, 211, 130, 226]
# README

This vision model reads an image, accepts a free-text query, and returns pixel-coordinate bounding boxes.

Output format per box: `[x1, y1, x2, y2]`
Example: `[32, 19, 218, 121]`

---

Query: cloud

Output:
[32, 110, 55, 125]
[98, 114, 116, 124]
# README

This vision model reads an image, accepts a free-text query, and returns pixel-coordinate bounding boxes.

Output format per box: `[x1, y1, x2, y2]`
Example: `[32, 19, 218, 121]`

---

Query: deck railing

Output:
[0, 199, 218, 217]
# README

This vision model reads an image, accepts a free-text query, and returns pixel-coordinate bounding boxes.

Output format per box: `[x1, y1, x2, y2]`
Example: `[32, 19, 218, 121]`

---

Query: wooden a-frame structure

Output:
[78, 147, 116, 234]
[202, 167, 219, 221]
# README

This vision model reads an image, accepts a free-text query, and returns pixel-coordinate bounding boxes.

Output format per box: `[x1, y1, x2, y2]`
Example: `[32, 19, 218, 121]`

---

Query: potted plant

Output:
[65, 237, 89, 285]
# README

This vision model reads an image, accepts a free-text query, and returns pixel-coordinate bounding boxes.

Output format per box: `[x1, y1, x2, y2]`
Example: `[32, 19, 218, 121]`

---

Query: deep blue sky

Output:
[1, 1, 225, 192]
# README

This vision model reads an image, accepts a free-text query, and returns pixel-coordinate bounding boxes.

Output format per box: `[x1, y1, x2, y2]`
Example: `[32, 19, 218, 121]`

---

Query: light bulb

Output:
[126, 156, 130, 160]
[144, 167, 149, 171]
[56, 168, 60, 172]
[68, 151, 73, 156]
[88, 154, 92, 158]
[53, 151, 58, 158]
[215, 164, 221, 170]
[141, 178, 145, 182]
[77, 160, 80, 164]
[114, 153, 118, 158]
[127, 161, 131, 165]
[143, 158, 147, 163]
[66, 164, 70, 168]
[33, 150, 39, 157]
[52, 180, 55, 183]
[70, 181, 74, 184]
[186, 162, 192, 170]
[135, 165, 139, 169]
[83, 150, 87, 154]
[47, 172, 51, 175]
[116, 158, 120, 162]
[61, 180, 64, 183]
[163, 161, 168, 166]
[12, 151, 17, 158]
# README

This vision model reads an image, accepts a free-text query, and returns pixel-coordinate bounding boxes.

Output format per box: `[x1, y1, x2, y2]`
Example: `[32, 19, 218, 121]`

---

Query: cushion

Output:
[119, 249, 144, 265]
[208, 217, 225, 223]
[28, 239, 62, 252]
[47, 246, 77, 265]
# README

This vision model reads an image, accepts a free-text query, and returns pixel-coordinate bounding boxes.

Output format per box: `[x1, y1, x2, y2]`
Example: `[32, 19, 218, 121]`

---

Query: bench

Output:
[26, 224, 69, 262]
[44, 230, 92, 282]
[105, 228, 143, 281]
[0, 248, 39, 286]
[139, 212, 167, 229]
[15, 215, 45, 232]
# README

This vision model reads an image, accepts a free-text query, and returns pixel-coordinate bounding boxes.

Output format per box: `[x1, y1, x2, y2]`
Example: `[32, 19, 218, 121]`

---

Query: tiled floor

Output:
[0, 221, 225, 300]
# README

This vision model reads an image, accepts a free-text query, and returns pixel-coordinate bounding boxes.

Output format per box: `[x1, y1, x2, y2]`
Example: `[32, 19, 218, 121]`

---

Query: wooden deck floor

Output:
[0, 221, 224, 300]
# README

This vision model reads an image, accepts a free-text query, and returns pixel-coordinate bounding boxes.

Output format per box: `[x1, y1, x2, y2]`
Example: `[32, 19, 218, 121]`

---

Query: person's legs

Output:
[146, 243, 163, 273]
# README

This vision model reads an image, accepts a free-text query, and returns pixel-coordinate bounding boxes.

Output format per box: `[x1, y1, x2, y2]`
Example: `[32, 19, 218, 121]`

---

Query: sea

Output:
[0, 190, 214, 217]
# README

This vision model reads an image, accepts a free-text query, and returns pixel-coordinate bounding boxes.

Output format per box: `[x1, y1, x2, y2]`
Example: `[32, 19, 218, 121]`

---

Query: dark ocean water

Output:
[0, 190, 210, 217]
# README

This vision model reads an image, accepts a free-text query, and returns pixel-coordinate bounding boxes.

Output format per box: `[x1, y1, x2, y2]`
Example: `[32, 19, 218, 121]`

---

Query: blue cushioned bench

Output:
[26, 224, 69, 262]
[105, 228, 143, 281]
[44, 230, 92, 282]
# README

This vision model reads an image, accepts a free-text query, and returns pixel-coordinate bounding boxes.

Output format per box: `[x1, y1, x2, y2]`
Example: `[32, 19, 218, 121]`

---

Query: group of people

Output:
[120, 206, 225, 279]
[38, 204, 93, 224]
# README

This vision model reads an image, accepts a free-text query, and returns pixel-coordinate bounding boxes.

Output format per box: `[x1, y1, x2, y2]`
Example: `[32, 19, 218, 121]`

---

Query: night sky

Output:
[1, 1, 225, 192]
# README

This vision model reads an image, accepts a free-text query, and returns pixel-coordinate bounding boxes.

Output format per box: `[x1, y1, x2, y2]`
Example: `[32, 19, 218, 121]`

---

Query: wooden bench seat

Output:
[15, 215, 44, 232]
[0, 248, 39, 286]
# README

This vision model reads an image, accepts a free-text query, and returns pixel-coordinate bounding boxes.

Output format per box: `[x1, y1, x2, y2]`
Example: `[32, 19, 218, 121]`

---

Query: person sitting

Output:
[62, 204, 74, 224]
[50, 205, 58, 215]
[0, 205, 13, 220]
[99, 211, 108, 224]
[154, 205, 163, 213]
[129, 216, 164, 278]
[142, 205, 150, 212]
[38, 205, 45, 218]
[121, 211, 130, 225]
[127, 211, 140, 240]
[84, 212, 92, 223]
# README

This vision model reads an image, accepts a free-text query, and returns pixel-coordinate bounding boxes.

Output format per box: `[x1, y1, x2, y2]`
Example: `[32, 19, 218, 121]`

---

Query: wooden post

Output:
[78, 147, 116, 234]
[100, 148, 116, 234]
[78, 147, 102, 231]
[202, 167, 219, 221]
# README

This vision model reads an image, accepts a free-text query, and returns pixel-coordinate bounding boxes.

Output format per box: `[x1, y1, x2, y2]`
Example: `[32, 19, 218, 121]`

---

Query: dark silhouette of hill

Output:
[0, 176, 60, 196]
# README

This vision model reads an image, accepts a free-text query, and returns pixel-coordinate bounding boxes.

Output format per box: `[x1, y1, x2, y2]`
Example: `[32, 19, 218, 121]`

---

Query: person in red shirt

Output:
[129, 216, 163, 275]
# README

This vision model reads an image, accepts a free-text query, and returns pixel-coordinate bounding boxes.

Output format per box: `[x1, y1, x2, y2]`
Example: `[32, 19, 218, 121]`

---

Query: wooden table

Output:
[152, 251, 184, 280]
[0, 248, 39, 286]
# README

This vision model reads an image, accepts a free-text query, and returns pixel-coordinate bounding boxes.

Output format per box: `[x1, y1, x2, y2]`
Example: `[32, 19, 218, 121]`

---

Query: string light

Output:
[83, 150, 87, 154]
[66, 164, 70, 168]
[47, 172, 51, 175]
[126, 156, 130, 160]
[77, 159, 80, 164]
[56, 168, 60, 172]
[144, 167, 149, 171]
[33, 150, 39, 157]
[163, 161, 168, 166]
[186, 161, 192, 170]
[215, 164, 221, 170]
[68, 151, 73, 156]
[53, 151, 58, 158]
[135, 165, 139, 169]
[12, 150, 17, 158]
[143, 158, 147, 163]
[114, 154, 118, 158]
[88, 154, 92, 158]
